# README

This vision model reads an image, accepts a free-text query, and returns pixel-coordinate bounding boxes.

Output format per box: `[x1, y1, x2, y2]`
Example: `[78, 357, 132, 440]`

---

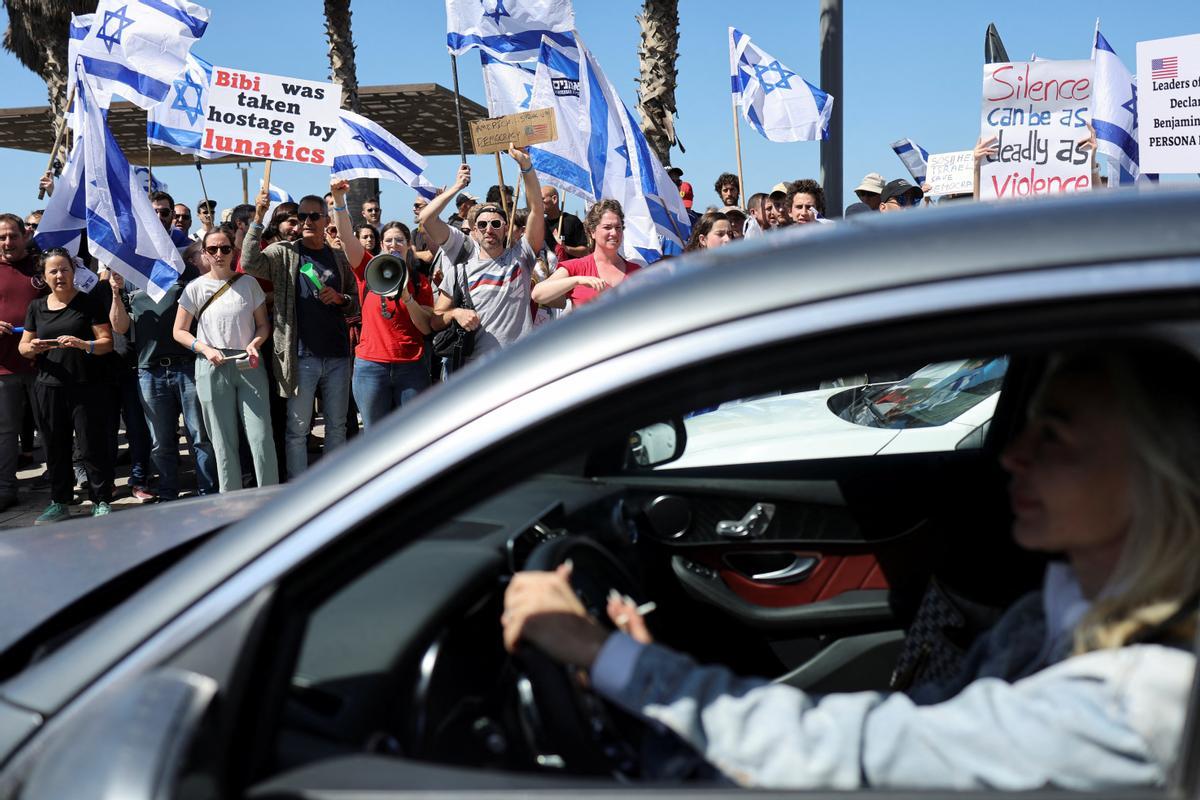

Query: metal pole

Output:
[819, 0, 843, 218]
[38, 83, 77, 201]
[240, 163, 249, 204]
[450, 54, 468, 164]
[194, 157, 212, 214]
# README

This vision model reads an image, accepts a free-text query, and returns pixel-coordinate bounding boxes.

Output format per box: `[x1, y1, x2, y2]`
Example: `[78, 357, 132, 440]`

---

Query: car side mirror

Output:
[22, 669, 217, 800]
[624, 418, 687, 469]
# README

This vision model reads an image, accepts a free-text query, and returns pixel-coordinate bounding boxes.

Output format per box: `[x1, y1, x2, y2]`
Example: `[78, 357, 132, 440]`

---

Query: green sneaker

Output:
[91, 502, 112, 518]
[34, 502, 71, 525]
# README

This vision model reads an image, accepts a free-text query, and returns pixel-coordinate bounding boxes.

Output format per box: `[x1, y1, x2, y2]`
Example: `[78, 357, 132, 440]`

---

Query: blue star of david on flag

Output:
[171, 71, 205, 126]
[480, 0, 510, 26]
[753, 60, 796, 94]
[1121, 83, 1137, 118]
[520, 82, 533, 110]
[96, 4, 135, 54]
[614, 143, 632, 178]
[351, 133, 375, 153]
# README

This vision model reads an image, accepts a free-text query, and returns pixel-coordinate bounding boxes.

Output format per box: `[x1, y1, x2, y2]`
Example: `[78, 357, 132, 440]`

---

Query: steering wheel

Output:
[517, 535, 648, 777]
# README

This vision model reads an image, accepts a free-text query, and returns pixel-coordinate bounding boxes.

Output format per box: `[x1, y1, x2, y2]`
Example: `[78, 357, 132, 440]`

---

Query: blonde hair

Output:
[1037, 346, 1200, 653]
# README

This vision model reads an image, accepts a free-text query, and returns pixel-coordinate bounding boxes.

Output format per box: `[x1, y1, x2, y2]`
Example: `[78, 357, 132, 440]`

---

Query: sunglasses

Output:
[173, 213, 190, 219]
[204, 245, 233, 255]
[476, 219, 505, 230]
[155, 208, 172, 217]
[26, 223, 38, 231]
[296, 212, 324, 222]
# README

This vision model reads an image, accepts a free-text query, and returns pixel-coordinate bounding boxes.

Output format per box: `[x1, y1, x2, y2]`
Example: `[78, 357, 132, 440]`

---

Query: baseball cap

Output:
[455, 192, 477, 206]
[679, 180, 694, 209]
[666, 166, 684, 178]
[880, 178, 923, 204]
[854, 172, 886, 195]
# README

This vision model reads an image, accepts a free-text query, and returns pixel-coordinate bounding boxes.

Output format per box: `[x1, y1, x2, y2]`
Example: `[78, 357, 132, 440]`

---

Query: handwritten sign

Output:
[203, 68, 342, 166]
[469, 108, 558, 154]
[925, 151, 975, 196]
[979, 60, 1092, 200]
[1137, 33, 1200, 174]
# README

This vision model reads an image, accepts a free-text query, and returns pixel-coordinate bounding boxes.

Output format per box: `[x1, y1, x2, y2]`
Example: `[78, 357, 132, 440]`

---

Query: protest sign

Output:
[469, 107, 558, 154]
[925, 150, 975, 196]
[979, 60, 1092, 200]
[203, 68, 342, 166]
[1137, 33, 1200, 174]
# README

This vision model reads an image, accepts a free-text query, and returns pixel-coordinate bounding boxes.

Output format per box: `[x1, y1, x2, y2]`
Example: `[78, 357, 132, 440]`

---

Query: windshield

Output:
[840, 357, 1009, 429]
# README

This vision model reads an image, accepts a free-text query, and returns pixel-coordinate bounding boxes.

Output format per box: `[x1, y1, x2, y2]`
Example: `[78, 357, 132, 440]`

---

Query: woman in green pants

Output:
[173, 229, 278, 492]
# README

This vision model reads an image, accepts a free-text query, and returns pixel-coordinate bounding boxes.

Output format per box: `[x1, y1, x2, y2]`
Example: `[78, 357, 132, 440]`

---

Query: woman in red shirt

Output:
[331, 180, 434, 428]
[531, 200, 639, 309]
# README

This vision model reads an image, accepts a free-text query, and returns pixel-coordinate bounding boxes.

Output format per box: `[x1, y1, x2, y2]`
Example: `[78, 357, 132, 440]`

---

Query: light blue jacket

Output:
[592, 589, 1194, 790]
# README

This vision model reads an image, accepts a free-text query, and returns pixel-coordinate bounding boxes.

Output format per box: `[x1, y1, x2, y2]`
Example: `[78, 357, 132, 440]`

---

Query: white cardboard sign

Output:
[979, 60, 1093, 200]
[925, 151, 975, 196]
[202, 67, 342, 166]
[1137, 33, 1200, 174]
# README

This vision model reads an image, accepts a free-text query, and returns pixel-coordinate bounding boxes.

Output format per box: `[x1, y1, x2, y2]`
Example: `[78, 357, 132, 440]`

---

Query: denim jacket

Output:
[592, 576, 1195, 790]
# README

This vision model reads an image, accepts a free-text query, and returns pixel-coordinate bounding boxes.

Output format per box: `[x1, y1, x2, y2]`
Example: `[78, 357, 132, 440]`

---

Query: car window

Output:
[646, 356, 1009, 470]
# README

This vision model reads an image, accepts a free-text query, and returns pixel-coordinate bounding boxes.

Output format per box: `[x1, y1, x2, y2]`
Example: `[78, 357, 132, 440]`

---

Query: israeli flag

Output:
[64, 14, 94, 129]
[446, 0, 575, 61]
[132, 165, 168, 195]
[265, 184, 293, 204]
[729, 28, 833, 142]
[77, 74, 186, 301]
[330, 110, 438, 200]
[891, 138, 930, 184]
[1092, 29, 1154, 185]
[147, 52, 216, 157]
[528, 33, 688, 262]
[32, 138, 86, 256]
[77, 0, 210, 110]
[481, 51, 536, 117]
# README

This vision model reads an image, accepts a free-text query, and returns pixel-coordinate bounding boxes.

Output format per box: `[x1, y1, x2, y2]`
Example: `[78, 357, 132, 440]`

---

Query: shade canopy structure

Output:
[0, 83, 487, 167]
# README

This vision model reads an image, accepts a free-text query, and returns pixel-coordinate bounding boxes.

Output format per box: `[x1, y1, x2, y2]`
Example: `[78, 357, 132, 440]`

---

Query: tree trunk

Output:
[635, 0, 680, 166]
[3, 0, 93, 137]
[323, 0, 378, 225]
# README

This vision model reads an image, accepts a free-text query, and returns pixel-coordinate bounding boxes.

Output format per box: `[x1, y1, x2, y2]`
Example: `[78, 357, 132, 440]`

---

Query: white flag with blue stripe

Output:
[77, 74, 186, 301]
[76, 0, 209, 110]
[446, 0, 574, 61]
[65, 13, 94, 129]
[481, 51, 536, 117]
[265, 184, 293, 204]
[729, 28, 833, 142]
[329, 110, 438, 200]
[1092, 28, 1154, 185]
[147, 52, 217, 157]
[891, 138, 930, 184]
[528, 33, 688, 262]
[32, 138, 86, 257]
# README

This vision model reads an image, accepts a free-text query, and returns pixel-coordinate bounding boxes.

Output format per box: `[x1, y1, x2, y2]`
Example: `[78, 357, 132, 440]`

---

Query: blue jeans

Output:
[116, 371, 152, 487]
[286, 355, 351, 479]
[351, 358, 430, 428]
[138, 360, 217, 500]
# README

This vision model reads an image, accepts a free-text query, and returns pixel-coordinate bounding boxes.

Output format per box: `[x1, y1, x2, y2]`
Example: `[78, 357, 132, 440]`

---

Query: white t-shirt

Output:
[438, 226, 535, 359]
[179, 274, 266, 350]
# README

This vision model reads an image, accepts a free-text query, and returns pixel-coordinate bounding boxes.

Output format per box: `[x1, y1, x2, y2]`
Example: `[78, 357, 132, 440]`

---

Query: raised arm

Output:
[419, 165, 472, 250]
[241, 188, 283, 280]
[329, 178, 365, 267]
[107, 271, 131, 335]
[511, 146, 544, 252]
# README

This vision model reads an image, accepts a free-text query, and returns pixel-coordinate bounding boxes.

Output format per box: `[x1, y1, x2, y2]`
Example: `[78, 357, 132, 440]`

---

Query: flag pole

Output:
[146, 143, 154, 199]
[194, 157, 212, 214]
[38, 83, 77, 201]
[507, 173, 522, 247]
[262, 159, 273, 197]
[450, 54, 468, 164]
[494, 151, 511, 228]
[730, 94, 746, 211]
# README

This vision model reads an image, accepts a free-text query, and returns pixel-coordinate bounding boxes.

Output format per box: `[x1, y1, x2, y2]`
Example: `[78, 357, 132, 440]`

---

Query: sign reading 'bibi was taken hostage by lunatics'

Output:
[1137, 33, 1200, 174]
[203, 68, 342, 166]
[980, 60, 1093, 200]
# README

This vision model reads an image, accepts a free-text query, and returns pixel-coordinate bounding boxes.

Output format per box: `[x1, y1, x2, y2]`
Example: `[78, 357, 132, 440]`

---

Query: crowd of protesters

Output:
[1, 135, 1078, 523]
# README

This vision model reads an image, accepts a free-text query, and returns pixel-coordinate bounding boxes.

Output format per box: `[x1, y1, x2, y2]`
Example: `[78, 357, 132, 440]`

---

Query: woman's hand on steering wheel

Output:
[503, 562, 612, 668]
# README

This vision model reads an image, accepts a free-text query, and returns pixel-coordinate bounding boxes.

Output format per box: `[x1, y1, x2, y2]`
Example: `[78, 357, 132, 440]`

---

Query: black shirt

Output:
[23, 291, 107, 385]
[295, 244, 349, 358]
[545, 211, 587, 251]
[129, 282, 192, 368]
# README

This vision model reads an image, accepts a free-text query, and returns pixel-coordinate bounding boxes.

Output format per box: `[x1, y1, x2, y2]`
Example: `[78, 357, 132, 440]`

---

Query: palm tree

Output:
[2, 0, 93, 127]
[323, 0, 377, 225]
[635, 0, 680, 166]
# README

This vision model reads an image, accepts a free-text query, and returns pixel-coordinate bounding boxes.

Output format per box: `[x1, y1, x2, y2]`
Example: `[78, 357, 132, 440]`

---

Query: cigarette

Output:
[635, 601, 657, 617]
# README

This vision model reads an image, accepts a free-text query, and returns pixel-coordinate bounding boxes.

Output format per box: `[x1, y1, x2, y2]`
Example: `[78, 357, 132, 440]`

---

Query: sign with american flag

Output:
[468, 107, 559, 154]
[1151, 56, 1179, 80]
[1137, 33, 1200, 173]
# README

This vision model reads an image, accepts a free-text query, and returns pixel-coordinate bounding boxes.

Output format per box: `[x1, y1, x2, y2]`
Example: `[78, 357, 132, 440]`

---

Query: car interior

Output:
[143, 295, 1200, 796]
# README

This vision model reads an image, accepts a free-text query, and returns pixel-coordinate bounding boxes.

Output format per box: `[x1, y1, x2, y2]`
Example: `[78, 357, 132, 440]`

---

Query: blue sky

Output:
[1, 1, 1197, 221]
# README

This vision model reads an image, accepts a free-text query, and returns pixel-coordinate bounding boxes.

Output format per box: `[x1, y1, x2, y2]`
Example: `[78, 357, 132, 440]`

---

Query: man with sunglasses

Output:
[0, 213, 42, 511]
[151, 192, 192, 249]
[419, 145, 545, 367]
[879, 179, 925, 213]
[242, 189, 359, 479]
